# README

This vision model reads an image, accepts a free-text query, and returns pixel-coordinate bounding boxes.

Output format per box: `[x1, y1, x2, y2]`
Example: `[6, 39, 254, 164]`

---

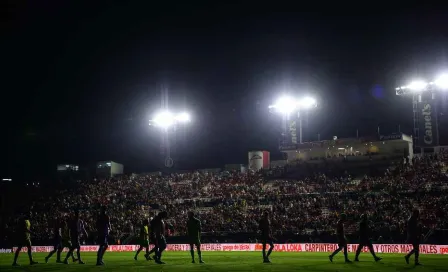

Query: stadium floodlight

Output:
[299, 97, 317, 109]
[150, 111, 191, 128]
[152, 111, 175, 128]
[396, 73, 448, 95]
[175, 112, 191, 122]
[269, 96, 299, 114]
[407, 80, 428, 92]
[269, 95, 317, 114]
[435, 74, 448, 90]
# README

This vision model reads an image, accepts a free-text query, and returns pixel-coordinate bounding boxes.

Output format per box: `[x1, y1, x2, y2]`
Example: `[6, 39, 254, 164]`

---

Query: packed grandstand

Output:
[1, 152, 447, 249]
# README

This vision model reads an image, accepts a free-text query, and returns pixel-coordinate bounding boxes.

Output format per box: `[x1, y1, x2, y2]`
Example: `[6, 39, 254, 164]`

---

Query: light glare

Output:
[272, 96, 298, 114]
[435, 74, 448, 90]
[300, 97, 317, 109]
[175, 112, 191, 122]
[408, 80, 427, 91]
[153, 111, 175, 128]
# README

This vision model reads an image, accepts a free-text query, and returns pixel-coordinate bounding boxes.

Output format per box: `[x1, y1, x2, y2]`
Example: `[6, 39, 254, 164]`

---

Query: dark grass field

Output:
[1, 252, 448, 272]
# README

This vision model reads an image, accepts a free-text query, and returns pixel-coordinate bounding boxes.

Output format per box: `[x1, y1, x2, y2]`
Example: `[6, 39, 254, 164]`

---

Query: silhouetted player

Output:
[96, 207, 111, 266]
[259, 211, 274, 263]
[187, 211, 204, 263]
[12, 212, 38, 266]
[151, 211, 168, 264]
[64, 211, 87, 264]
[329, 213, 351, 263]
[354, 214, 381, 262]
[405, 209, 422, 265]
[134, 218, 151, 260]
[45, 216, 74, 263]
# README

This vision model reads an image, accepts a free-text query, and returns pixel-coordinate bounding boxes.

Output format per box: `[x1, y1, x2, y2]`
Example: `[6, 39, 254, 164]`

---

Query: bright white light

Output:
[153, 111, 175, 128]
[299, 97, 317, 109]
[435, 74, 448, 90]
[407, 80, 428, 91]
[270, 96, 299, 114]
[175, 112, 191, 122]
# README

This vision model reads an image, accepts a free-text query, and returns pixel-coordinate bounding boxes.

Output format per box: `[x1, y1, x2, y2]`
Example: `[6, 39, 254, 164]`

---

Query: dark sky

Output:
[2, 3, 448, 180]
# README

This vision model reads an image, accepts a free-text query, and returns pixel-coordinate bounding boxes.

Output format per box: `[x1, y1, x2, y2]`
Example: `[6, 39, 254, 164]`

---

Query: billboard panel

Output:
[418, 93, 439, 147]
[248, 151, 270, 171]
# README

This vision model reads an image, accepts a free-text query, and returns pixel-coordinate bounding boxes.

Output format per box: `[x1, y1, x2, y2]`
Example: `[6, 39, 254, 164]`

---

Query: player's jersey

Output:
[69, 218, 84, 239]
[259, 218, 270, 237]
[24, 219, 31, 240]
[140, 225, 149, 241]
[359, 220, 369, 239]
[97, 214, 110, 236]
[187, 217, 201, 238]
[337, 220, 345, 240]
[62, 221, 70, 241]
[53, 220, 62, 239]
[150, 216, 165, 237]
[407, 216, 419, 240]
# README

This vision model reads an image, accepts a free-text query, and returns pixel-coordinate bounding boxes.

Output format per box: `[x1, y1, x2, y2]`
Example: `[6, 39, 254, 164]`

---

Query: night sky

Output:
[3, 3, 448, 180]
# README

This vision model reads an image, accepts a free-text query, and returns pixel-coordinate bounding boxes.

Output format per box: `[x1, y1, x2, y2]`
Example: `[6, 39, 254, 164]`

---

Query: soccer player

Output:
[259, 211, 274, 263]
[96, 207, 111, 266]
[63, 210, 87, 265]
[405, 209, 422, 265]
[329, 213, 351, 263]
[45, 216, 74, 263]
[134, 218, 152, 261]
[150, 211, 168, 264]
[12, 212, 38, 266]
[354, 214, 381, 262]
[187, 211, 204, 263]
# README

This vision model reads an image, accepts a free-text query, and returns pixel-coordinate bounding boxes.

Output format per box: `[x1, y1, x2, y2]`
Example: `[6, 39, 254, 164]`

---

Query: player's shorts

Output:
[359, 237, 371, 246]
[71, 237, 80, 248]
[62, 239, 72, 248]
[17, 236, 32, 248]
[155, 236, 167, 249]
[139, 239, 149, 248]
[97, 235, 109, 247]
[53, 237, 63, 249]
[260, 235, 273, 245]
[338, 239, 347, 248]
[407, 237, 420, 246]
[188, 236, 201, 246]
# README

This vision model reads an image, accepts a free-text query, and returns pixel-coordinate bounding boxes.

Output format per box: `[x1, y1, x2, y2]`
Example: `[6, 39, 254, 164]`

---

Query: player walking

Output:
[12, 212, 38, 266]
[45, 216, 74, 263]
[187, 211, 204, 263]
[404, 209, 422, 265]
[354, 214, 381, 262]
[151, 211, 168, 264]
[63, 211, 87, 265]
[259, 211, 274, 263]
[134, 218, 152, 260]
[329, 213, 351, 263]
[96, 207, 111, 266]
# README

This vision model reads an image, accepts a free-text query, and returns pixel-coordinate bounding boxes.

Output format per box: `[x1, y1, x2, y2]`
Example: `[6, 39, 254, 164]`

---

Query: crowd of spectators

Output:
[1, 154, 447, 246]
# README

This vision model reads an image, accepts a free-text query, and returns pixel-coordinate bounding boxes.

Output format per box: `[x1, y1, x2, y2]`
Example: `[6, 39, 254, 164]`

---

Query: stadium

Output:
[3, 7, 448, 272]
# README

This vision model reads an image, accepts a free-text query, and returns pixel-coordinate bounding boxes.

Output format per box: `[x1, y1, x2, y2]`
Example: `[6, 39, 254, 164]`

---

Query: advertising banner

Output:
[418, 92, 439, 147]
[5, 243, 448, 255]
[289, 120, 298, 144]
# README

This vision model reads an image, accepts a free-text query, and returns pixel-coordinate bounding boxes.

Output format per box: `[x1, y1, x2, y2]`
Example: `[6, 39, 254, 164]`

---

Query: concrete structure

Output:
[96, 161, 124, 177]
[280, 133, 413, 163]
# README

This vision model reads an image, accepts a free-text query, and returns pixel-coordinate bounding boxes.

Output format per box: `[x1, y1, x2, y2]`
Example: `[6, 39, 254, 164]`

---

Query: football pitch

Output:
[1, 252, 447, 272]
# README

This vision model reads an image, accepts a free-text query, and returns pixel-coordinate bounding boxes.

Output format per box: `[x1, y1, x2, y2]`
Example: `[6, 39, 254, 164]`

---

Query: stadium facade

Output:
[279, 133, 414, 163]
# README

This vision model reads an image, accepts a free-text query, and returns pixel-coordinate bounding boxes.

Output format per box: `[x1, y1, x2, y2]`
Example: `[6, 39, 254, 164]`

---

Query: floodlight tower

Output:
[269, 96, 318, 150]
[395, 74, 448, 150]
[149, 111, 191, 168]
